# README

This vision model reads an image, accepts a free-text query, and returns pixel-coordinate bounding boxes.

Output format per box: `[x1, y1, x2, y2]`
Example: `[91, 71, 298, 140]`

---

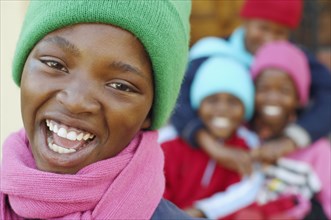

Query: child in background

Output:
[170, 0, 331, 176]
[251, 41, 331, 219]
[191, 41, 330, 220]
[0, 1, 193, 219]
[162, 55, 256, 215]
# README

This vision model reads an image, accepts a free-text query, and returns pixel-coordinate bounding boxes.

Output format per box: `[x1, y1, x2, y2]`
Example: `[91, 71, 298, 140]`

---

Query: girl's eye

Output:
[41, 60, 68, 73]
[228, 98, 239, 107]
[205, 96, 218, 104]
[256, 85, 268, 92]
[281, 87, 293, 95]
[108, 82, 134, 92]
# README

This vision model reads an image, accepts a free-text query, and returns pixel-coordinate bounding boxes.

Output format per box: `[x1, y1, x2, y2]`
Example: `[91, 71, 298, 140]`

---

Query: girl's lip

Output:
[46, 126, 95, 153]
[42, 112, 99, 139]
[211, 117, 231, 128]
[37, 121, 99, 171]
[261, 105, 283, 117]
[46, 119, 95, 143]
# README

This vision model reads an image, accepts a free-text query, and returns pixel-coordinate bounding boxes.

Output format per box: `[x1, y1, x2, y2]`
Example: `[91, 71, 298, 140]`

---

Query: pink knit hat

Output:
[251, 41, 310, 106]
[240, 0, 302, 29]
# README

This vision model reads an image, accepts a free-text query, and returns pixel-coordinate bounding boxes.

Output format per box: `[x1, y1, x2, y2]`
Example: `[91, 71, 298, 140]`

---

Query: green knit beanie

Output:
[13, 0, 191, 130]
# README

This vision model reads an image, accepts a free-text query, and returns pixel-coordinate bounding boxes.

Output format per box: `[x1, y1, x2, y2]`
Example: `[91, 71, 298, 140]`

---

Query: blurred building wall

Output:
[190, 0, 244, 46]
[1, 1, 28, 157]
[191, 0, 330, 71]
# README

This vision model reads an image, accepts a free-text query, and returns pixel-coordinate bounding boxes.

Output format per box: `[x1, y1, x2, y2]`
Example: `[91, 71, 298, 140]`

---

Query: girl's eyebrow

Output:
[110, 61, 147, 79]
[42, 36, 147, 79]
[43, 36, 81, 56]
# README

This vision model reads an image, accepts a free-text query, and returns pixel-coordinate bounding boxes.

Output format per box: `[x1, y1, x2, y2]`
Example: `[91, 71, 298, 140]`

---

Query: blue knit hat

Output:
[190, 57, 255, 121]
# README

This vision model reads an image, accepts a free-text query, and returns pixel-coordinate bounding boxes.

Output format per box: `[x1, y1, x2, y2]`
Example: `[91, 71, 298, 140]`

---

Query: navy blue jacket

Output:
[151, 199, 202, 219]
[171, 42, 331, 146]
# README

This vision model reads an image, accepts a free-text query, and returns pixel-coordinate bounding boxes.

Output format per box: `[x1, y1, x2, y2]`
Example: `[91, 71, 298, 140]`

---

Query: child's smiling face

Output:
[244, 19, 290, 55]
[254, 68, 298, 138]
[198, 93, 245, 140]
[20, 24, 154, 174]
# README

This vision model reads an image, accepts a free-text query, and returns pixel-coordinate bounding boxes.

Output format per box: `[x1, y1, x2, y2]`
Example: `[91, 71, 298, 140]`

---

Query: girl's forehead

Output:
[45, 23, 132, 36]
[39, 23, 135, 47]
[33, 23, 151, 74]
[204, 92, 243, 104]
[257, 68, 293, 83]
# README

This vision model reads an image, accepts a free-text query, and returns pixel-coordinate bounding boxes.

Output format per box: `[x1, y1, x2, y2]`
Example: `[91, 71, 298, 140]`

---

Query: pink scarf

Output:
[1, 129, 165, 219]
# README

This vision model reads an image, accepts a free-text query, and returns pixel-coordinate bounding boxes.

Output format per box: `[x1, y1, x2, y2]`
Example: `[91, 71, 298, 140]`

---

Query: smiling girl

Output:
[251, 41, 331, 219]
[0, 1, 192, 219]
[162, 55, 256, 217]
[183, 41, 330, 220]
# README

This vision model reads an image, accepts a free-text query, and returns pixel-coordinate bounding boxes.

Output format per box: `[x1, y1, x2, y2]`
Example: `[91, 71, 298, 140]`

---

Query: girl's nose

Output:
[262, 32, 275, 45]
[215, 101, 228, 113]
[266, 90, 282, 103]
[56, 81, 101, 115]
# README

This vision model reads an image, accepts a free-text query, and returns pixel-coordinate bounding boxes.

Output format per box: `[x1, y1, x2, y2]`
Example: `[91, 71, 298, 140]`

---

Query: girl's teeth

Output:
[53, 124, 59, 133]
[47, 137, 76, 154]
[263, 106, 282, 116]
[50, 123, 54, 131]
[212, 117, 230, 128]
[83, 133, 91, 141]
[46, 120, 95, 141]
[77, 133, 84, 141]
[58, 127, 67, 138]
[48, 141, 76, 154]
[67, 131, 77, 141]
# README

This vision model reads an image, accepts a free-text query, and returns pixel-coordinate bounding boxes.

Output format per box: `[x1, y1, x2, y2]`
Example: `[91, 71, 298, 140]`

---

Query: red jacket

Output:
[162, 135, 249, 209]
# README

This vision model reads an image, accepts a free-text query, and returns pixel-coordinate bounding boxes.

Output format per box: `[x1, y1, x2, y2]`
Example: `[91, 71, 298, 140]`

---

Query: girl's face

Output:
[20, 24, 154, 174]
[254, 68, 298, 138]
[244, 19, 290, 55]
[198, 93, 245, 140]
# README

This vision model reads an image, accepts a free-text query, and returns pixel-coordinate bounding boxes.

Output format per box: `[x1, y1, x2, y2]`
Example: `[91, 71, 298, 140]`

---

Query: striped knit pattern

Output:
[260, 158, 321, 204]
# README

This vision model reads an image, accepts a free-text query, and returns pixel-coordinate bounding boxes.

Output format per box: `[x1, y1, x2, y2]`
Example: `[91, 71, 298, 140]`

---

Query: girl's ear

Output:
[294, 98, 301, 113]
[289, 98, 302, 122]
[296, 101, 301, 109]
[288, 112, 297, 123]
[141, 114, 152, 130]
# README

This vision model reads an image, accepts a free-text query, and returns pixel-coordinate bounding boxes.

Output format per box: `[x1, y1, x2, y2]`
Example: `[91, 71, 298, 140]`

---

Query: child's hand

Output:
[251, 137, 297, 164]
[204, 141, 254, 175]
[218, 146, 253, 176]
[197, 129, 253, 175]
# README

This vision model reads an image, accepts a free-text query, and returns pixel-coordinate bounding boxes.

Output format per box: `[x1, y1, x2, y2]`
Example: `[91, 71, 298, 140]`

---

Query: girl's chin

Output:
[257, 128, 275, 140]
[255, 119, 286, 140]
[32, 123, 98, 174]
[34, 160, 77, 174]
[210, 129, 234, 140]
[265, 119, 288, 131]
[258, 111, 287, 124]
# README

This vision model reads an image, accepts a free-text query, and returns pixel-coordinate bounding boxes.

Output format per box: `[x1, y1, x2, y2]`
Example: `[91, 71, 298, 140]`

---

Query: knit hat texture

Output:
[190, 57, 255, 121]
[240, 0, 302, 29]
[12, 0, 191, 130]
[251, 41, 310, 106]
